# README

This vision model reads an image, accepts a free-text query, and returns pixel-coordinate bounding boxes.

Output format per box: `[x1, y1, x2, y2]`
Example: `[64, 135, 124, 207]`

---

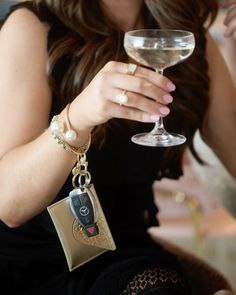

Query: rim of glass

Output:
[124, 29, 194, 41]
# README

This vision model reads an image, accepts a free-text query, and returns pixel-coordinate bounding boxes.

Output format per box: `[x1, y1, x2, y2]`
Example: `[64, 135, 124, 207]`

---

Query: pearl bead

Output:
[64, 129, 77, 142]
[50, 121, 64, 135]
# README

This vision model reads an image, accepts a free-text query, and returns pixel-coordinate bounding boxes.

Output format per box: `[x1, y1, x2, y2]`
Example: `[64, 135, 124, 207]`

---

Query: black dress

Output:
[0, 120, 190, 295]
[0, 3, 191, 295]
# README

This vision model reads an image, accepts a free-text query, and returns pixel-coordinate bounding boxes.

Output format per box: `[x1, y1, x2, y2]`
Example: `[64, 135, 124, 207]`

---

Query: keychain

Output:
[69, 153, 99, 238]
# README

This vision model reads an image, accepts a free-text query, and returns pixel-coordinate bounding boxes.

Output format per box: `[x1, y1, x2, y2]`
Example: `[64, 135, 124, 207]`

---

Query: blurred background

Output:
[1, 0, 236, 291]
[153, 7, 236, 291]
[0, 1, 17, 19]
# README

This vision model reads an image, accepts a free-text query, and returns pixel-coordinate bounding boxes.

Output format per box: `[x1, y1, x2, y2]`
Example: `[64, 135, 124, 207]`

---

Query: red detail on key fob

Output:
[87, 226, 95, 234]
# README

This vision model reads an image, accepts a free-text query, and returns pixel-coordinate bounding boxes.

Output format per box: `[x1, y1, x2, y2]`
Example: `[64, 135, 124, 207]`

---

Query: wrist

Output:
[58, 104, 93, 149]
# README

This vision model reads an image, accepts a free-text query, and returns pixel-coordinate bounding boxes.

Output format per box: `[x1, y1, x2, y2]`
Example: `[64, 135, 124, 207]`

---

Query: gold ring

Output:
[114, 90, 128, 105]
[126, 63, 137, 75]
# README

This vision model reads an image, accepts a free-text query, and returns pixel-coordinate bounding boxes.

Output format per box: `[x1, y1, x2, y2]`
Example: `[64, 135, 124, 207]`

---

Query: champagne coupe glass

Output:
[124, 29, 195, 147]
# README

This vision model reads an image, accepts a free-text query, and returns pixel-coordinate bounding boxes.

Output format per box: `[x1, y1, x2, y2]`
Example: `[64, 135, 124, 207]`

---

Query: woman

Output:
[0, 0, 235, 294]
[221, 0, 236, 84]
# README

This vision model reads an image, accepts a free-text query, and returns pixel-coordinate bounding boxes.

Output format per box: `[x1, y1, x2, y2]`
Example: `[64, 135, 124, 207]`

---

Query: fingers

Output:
[103, 61, 176, 93]
[224, 4, 236, 25]
[112, 88, 170, 117]
[102, 61, 175, 117]
[112, 73, 172, 107]
[220, 0, 236, 8]
[224, 17, 236, 38]
[221, 1, 236, 38]
[108, 101, 160, 123]
[84, 61, 176, 126]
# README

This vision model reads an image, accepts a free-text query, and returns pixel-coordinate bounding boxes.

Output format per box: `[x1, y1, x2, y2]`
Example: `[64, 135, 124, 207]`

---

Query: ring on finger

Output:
[126, 63, 137, 76]
[114, 90, 129, 105]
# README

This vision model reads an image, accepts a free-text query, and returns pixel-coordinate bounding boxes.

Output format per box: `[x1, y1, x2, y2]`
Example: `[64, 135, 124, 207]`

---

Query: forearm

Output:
[222, 37, 236, 85]
[204, 33, 236, 179]
[203, 106, 236, 179]
[203, 64, 236, 179]
[0, 126, 89, 227]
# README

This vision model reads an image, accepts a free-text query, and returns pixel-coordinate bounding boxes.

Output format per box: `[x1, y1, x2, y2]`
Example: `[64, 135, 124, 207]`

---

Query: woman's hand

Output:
[69, 61, 176, 132]
[221, 0, 236, 38]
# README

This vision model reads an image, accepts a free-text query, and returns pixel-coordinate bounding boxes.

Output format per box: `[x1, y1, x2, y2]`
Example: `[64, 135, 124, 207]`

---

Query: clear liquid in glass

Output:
[124, 29, 195, 147]
[124, 44, 194, 70]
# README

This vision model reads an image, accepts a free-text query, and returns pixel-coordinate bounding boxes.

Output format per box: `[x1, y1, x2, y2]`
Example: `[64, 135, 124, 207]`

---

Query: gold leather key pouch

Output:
[47, 153, 116, 271]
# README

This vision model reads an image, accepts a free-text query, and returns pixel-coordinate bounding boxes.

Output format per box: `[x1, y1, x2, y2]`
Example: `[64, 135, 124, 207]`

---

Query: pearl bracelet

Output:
[50, 105, 91, 155]
[50, 104, 77, 144]
[64, 103, 77, 143]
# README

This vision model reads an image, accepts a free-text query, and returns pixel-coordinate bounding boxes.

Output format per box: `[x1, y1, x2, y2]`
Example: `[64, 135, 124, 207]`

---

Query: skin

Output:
[0, 0, 235, 228]
[203, 1, 236, 177]
[220, 0, 236, 83]
[221, 0, 236, 38]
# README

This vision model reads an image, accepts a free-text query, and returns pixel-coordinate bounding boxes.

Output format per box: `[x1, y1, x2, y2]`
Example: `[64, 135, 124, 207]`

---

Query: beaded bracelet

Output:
[52, 129, 91, 155]
[50, 112, 91, 156]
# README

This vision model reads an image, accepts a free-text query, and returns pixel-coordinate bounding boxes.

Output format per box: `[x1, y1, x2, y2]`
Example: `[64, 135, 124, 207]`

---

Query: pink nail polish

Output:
[167, 82, 176, 91]
[163, 94, 173, 103]
[159, 107, 170, 115]
[150, 114, 160, 121]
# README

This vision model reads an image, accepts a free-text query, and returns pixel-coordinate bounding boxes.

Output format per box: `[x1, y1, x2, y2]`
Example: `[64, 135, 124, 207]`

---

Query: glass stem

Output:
[151, 69, 167, 135]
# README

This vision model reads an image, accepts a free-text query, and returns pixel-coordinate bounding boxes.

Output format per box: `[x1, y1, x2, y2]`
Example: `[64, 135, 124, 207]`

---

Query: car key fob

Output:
[69, 187, 99, 237]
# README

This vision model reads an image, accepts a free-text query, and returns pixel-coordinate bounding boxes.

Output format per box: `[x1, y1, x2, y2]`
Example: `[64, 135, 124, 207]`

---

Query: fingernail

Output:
[150, 114, 160, 121]
[159, 107, 170, 115]
[167, 82, 176, 91]
[163, 94, 173, 103]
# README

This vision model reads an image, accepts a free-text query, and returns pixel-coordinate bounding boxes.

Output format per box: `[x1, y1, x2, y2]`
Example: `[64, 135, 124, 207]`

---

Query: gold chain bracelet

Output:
[50, 115, 91, 156]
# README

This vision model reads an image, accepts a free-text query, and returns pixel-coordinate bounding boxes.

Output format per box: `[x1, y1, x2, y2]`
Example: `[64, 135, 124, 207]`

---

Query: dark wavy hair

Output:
[8, 0, 218, 168]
